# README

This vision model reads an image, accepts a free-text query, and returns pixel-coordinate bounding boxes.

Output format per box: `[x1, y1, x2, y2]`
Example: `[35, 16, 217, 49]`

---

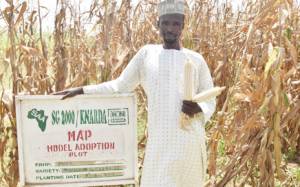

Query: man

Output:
[55, 0, 216, 186]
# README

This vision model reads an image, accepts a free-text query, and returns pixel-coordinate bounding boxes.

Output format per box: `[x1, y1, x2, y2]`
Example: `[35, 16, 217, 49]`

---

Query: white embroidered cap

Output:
[158, 0, 185, 17]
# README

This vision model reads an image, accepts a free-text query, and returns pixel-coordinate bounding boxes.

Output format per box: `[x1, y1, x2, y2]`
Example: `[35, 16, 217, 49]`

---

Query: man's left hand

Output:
[182, 100, 202, 117]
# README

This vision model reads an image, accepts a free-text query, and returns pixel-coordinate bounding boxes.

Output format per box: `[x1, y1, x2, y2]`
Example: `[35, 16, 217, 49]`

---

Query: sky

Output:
[0, 0, 299, 32]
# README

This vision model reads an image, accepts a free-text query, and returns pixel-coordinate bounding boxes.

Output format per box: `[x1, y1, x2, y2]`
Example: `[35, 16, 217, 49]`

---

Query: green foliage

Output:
[218, 138, 226, 157]
[285, 147, 297, 161]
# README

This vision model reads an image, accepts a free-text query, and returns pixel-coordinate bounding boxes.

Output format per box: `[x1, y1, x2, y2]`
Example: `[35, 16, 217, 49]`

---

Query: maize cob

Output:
[180, 59, 194, 130]
[183, 60, 194, 100]
[179, 59, 226, 131]
[192, 86, 226, 103]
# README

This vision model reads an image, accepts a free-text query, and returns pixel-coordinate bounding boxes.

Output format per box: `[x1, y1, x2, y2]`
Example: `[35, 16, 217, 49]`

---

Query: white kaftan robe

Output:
[83, 44, 216, 187]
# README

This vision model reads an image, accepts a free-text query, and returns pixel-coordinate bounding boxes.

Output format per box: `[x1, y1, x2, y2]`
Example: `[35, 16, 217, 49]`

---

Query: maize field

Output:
[0, 0, 299, 186]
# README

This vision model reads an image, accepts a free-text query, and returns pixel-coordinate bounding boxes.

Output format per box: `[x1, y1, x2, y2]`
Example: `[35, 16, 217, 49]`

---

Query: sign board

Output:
[16, 94, 137, 187]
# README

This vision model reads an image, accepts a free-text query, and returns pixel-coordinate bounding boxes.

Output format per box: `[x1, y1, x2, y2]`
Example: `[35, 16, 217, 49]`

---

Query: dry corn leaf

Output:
[285, 0, 293, 5]
[273, 112, 285, 180]
[284, 67, 297, 80]
[1, 59, 10, 75]
[1, 90, 13, 113]
[233, 93, 251, 102]
[5, 0, 13, 5]
[28, 10, 37, 23]
[264, 47, 279, 79]
[19, 45, 41, 57]
[253, 0, 284, 26]
[284, 36, 298, 66]
[208, 131, 221, 176]
[2, 7, 12, 24]
[6, 137, 16, 149]
[110, 47, 130, 76]
[15, 1, 27, 26]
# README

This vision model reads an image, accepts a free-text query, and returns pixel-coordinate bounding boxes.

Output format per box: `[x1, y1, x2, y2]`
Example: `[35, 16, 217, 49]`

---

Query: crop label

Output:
[16, 94, 137, 186]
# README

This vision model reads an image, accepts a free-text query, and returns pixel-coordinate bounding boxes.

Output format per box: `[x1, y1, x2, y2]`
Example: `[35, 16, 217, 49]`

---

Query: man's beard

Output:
[164, 38, 177, 44]
[163, 32, 178, 44]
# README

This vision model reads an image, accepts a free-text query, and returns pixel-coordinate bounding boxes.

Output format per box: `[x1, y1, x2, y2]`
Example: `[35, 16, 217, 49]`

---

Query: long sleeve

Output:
[196, 56, 216, 123]
[83, 46, 146, 94]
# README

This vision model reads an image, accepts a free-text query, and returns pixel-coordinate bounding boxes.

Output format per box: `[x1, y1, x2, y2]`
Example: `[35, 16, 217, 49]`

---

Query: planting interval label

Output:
[16, 94, 137, 186]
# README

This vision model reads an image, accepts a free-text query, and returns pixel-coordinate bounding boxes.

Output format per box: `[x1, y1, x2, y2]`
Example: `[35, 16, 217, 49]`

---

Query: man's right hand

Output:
[53, 87, 84, 100]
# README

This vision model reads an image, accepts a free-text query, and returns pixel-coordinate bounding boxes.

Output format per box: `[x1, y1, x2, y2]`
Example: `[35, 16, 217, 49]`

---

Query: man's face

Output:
[158, 14, 184, 45]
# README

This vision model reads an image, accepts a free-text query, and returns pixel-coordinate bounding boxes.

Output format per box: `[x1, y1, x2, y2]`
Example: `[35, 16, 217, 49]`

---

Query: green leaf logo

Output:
[27, 108, 48, 132]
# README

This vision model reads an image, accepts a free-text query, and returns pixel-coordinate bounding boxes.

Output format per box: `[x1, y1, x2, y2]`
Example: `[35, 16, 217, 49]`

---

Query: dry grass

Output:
[0, 0, 299, 186]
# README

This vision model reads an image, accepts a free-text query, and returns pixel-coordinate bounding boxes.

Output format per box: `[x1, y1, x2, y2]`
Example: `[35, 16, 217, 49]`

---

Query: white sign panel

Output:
[16, 94, 137, 186]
